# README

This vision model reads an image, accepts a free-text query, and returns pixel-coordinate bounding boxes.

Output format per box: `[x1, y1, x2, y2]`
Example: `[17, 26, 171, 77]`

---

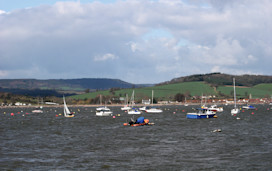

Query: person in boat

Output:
[129, 118, 136, 125]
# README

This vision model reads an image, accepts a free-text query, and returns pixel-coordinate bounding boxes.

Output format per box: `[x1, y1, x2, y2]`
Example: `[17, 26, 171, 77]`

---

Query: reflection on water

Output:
[0, 105, 272, 170]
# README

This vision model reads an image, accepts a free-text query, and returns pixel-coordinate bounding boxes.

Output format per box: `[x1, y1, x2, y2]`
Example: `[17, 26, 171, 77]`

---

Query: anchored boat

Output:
[186, 108, 216, 119]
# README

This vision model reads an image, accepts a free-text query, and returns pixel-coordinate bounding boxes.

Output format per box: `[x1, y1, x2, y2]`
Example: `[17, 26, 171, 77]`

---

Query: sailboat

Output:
[121, 94, 131, 111]
[184, 97, 189, 106]
[127, 90, 141, 115]
[63, 96, 74, 118]
[96, 94, 112, 116]
[32, 97, 43, 113]
[231, 78, 240, 115]
[96, 94, 110, 111]
[145, 90, 163, 113]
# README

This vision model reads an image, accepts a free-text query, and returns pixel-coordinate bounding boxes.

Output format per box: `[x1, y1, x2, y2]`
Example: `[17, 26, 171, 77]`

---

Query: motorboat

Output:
[96, 108, 113, 116]
[128, 108, 142, 115]
[145, 107, 163, 113]
[242, 105, 256, 110]
[208, 105, 223, 112]
[186, 108, 216, 119]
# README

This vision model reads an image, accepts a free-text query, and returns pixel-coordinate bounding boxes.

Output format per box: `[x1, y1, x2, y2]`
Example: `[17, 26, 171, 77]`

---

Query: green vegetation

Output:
[71, 82, 216, 101]
[217, 83, 272, 98]
[1, 73, 272, 105]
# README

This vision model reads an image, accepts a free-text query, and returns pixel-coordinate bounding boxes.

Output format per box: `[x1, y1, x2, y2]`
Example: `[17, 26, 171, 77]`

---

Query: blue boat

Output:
[242, 105, 256, 110]
[186, 108, 216, 119]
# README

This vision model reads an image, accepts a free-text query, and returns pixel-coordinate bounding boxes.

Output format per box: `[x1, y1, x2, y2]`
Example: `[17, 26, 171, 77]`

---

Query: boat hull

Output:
[128, 111, 141, 114]
[231, 108, 240, 115]
[186, 113, 216, 119]
[145, 108, 163, 113]
[96, 111, 112, 116]
[65, 115, 75, 118]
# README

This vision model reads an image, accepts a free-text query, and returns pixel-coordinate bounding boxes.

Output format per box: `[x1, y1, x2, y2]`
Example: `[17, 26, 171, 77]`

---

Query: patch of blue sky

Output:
[142, 28, 173, 40]
[181, 0, 211, 8]
[177, 38, 191, 46]
[0, 0, 117, 12]
[142, 28, 191, 47]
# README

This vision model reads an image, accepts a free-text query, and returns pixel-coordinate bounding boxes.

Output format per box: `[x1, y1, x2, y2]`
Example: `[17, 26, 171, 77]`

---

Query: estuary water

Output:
[0, 105, 272, 170]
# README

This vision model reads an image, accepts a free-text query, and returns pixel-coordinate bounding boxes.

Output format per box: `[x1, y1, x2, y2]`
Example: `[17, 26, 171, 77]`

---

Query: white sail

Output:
[63, 96, 74, 117]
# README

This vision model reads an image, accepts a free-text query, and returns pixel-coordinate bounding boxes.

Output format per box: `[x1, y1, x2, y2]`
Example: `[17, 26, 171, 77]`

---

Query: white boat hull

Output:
[121, 106, 131, 111]
[145, 108, 163, 113]
[96, 111, 113, 116]
[127, 109, 141, 114]
[231, 108, 240, 115]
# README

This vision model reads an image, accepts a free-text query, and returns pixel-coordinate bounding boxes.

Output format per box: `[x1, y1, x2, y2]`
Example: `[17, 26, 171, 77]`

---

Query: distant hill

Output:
[159, 73, 272, 87]
[0, 78, 153, 96]
[1, 73, 272, 98]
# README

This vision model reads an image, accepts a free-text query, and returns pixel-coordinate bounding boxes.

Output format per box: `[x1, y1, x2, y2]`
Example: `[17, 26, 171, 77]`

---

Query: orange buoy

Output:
[113, 116, 116, 118]
[11, 113, 14, 116]
[144, 119, 149, 124]
[251, 112, 254, 115]
[123, 123, 128, 126]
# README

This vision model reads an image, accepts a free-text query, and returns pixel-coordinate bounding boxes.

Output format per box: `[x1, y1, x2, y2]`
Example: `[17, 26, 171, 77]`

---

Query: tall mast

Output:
[233, 78, 237, 109]
[152, 90, 154, 105]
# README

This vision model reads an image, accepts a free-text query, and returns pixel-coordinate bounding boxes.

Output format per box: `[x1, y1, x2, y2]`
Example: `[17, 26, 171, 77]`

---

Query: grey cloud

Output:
[0, 0, 271, 83]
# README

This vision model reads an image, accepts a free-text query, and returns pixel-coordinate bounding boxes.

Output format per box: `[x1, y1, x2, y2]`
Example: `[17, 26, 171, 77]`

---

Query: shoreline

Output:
[0, 102, 270, 109]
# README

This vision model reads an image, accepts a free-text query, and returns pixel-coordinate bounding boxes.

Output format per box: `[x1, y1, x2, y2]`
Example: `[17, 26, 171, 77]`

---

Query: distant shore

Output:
[0, 102, 269, 109]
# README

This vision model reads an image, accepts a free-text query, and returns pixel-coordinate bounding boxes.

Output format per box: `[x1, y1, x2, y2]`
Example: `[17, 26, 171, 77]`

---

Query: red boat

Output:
[123, 117, 154, 127]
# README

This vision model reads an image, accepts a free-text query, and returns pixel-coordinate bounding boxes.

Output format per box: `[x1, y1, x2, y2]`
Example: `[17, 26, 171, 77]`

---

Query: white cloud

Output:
[94, 53, 119, 61]
[0, 0, 271, 83]
[0, 70, 8, 77]
[0, 10, 6, 14]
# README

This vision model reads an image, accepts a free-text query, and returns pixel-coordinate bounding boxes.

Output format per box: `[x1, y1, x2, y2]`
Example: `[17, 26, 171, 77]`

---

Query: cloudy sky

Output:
[0, 0, 271, 84]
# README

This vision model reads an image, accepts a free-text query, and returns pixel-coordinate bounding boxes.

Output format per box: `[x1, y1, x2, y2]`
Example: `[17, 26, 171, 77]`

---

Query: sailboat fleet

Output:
[59, 79, 257, 118]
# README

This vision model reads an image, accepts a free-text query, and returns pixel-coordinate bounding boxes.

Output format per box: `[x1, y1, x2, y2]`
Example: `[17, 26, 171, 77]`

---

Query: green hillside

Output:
[72, 82, 216, 101]
[71, 82, 272, 101]
[217, 83, 272, 98]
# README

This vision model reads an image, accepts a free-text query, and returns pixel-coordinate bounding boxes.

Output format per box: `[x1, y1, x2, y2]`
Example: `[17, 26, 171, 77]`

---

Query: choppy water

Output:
[0, 105, 272, 170]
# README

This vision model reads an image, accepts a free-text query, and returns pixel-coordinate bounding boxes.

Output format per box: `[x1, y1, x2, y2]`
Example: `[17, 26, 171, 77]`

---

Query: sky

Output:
[0, 0, 271, 84]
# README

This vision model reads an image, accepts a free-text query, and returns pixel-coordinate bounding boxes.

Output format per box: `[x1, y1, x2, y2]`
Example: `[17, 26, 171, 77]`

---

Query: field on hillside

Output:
[71, 82, 216, 100]
[217, 83, 272, 98]
[71, 82, 272, 101]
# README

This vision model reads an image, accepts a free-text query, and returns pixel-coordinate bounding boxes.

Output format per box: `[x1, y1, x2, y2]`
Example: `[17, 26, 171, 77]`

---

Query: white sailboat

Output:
[128, 90, 141, 114]
[231, 78, 240, 115]
[32, 97, 43, 113]
[96, 94, 110, 111]
[121, 93, 131, 111]
[63, 96, 74, 118]
[145, 90, 163, 113]
[96, 94, 112, 116]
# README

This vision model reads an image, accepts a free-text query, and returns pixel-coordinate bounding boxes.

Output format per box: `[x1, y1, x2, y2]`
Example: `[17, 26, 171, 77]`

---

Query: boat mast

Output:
[233, 78, 237, 109]
[130, 90, 135, 107]
[152, 90, 154, 106]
